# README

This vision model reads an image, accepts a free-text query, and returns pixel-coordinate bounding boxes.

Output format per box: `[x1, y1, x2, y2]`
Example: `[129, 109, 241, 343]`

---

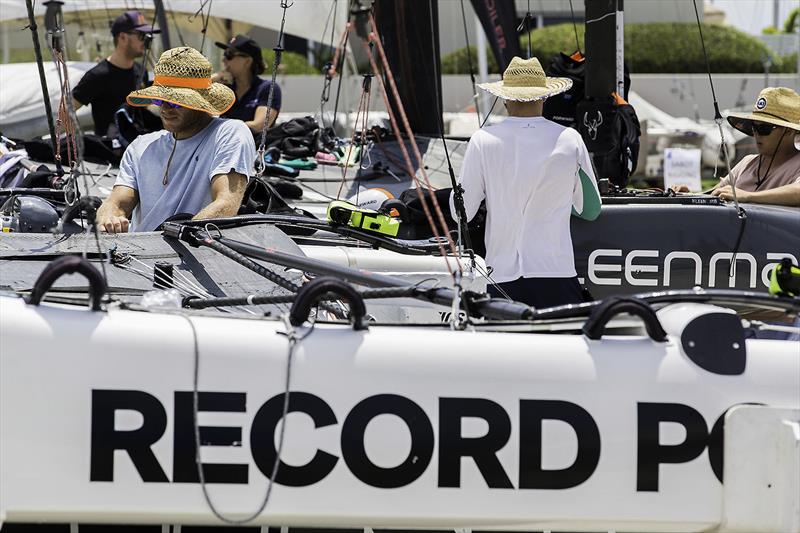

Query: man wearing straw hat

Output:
[96, 47, 255, 233]
[453, 57, 601, 308]
[713, 87, 800, 207]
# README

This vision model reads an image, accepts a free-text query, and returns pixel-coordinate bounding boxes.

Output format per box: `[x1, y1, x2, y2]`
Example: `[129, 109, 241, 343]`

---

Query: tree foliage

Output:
[442, 23, 797, 74]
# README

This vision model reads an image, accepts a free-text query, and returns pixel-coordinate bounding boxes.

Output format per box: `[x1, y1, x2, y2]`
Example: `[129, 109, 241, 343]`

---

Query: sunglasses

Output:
[223, 50, 249, 60]
[750, 122, 779, 136]
[152, 99, 182, 109]
[124, 31, 147, 41]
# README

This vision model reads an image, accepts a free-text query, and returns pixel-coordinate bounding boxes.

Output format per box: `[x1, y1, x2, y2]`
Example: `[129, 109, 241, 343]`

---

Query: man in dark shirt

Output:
[72, 11, 159, 136]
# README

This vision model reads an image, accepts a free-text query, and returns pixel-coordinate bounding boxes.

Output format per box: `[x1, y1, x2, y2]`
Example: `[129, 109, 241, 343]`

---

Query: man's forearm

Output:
[192, 198, 240, 221]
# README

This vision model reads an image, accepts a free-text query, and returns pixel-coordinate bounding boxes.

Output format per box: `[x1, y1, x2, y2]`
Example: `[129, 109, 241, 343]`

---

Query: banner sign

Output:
[470, 0, 521, 71]
[663, 148, 702, 192]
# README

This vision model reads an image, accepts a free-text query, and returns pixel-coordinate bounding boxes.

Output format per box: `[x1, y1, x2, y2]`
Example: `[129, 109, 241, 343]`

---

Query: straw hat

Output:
[127, 47, 234, 115]
[477, 57, 572, 102]
[726, 87, 800, 134]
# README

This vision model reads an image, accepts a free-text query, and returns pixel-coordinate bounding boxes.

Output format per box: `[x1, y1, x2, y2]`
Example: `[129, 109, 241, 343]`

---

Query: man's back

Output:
[72, 59, 144, 136]
[459, 116, 597, 282]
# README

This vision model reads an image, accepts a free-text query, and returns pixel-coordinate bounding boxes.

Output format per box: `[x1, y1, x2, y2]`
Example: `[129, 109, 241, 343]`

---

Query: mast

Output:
[25, 0, 64, 177]
[584, 0, 616, 99]
[373, 0, 443, 135]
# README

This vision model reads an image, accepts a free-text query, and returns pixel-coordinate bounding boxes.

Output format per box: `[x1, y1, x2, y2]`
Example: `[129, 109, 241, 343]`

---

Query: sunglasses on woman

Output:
[152, 99, 182, 109]
[223, 50, 249, 60]
[749, 121, 778, 136]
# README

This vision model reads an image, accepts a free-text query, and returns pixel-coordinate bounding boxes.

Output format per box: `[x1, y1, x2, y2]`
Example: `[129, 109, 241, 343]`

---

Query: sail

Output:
[469, 0, 521, 71]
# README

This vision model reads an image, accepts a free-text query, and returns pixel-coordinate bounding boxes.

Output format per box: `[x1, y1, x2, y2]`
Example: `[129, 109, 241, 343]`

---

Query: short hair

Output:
[113, 33, 120, 47]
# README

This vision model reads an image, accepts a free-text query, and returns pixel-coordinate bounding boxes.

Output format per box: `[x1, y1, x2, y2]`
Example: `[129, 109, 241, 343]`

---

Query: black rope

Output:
[691, 0, 722, 121]
[480, 96, 499, 128]
[185, 285, 420, 309]
[319, 0, 339, 127]
[165, 0, 186, 46]
[331, 16, 351, 134]
[459, 0, 481, 126]
[198, 0, 212, 52]
[137, 9, 160, 89]
[517, 0, 533, 59]
[258, 0, 292, 156]
[568, 0, 581, 54]
[428, 0, 473, 255]
[197, 233, 301, 293]
[24, 0, 64, 178]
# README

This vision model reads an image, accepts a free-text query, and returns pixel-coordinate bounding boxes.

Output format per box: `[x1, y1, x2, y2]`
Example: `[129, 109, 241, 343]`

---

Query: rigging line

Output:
[363, 38, 455, 276]
[165, 0, 187, 47]
[125, 256, 213, 298]
[568, 0, 582, 53]
[330, 22, 352, 134]
[458, 0, 481, 126]
[428, 0, 472, 259]
[368, 14, 462, 275]
[516, 0, 533, 59]
[137, 9, 160, 90]
[691, 0, 742, 277]
[189, 314, 306, 524]
[198, 0, 212, 52]
[256, 0, 292, 178]
[480, 96, 498, 128]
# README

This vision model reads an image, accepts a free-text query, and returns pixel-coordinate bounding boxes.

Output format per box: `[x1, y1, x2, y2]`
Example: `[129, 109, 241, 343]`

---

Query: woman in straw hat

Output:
[96, 47, 256, 233]
[453, 57, 601, 308]
[712, 87, 800, 207]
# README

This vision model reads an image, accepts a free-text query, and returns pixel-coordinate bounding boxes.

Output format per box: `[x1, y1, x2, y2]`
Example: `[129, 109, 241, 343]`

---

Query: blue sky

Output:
[711, 0, 799, 35]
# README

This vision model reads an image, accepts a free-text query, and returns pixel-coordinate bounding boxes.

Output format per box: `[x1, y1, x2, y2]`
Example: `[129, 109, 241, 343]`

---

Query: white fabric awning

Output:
[0, 0, 347, 43]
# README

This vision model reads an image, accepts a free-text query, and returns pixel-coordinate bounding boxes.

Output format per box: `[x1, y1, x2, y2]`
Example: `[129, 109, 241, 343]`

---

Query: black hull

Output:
[572, 202, 799, 298]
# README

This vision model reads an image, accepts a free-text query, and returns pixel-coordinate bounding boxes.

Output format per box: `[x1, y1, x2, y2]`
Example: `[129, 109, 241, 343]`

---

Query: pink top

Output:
[719, 151, 800, 191]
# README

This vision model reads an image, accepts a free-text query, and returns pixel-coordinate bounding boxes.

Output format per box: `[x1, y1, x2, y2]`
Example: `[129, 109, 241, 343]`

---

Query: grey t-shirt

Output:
[115, 117, 256, 232]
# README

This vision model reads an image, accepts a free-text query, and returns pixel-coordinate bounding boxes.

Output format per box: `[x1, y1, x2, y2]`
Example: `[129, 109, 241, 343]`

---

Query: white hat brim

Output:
[477, 77, 573, 102]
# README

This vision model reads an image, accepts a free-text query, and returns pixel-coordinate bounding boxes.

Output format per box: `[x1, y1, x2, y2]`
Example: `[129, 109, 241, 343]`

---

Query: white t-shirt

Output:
[453, 116, 599, 282]
[116, 118, 255, 232]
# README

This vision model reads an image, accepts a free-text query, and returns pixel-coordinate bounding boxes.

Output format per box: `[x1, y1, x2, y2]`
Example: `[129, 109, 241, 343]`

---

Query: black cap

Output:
[111, 10, 160, 36]
[215, 34, 265, 75]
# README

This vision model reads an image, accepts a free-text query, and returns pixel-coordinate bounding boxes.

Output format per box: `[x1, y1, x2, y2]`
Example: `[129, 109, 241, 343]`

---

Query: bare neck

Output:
[505, 100, 544, 117]
[108, 48, 135, 70]
[174, 114, 213, 141]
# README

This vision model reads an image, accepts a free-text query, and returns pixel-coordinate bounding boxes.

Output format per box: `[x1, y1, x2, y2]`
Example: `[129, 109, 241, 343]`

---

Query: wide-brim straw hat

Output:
[477, 56, 572, 102]
[726, 87, 800, 134]
[127, 47, 234, 115]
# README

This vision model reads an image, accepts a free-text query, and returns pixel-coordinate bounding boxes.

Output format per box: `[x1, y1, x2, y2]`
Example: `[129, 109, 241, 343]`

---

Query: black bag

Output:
[263, 116, 321, 158]
[542, 52, 631, 129]
[576, 97, 641, 188]
[395, 187, 487, 257]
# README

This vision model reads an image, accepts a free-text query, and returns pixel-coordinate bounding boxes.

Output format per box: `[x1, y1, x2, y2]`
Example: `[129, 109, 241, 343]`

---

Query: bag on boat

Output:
[542, 52, 630, 129]
[264, 116, 321, 158]
[576, 95, 641, 188]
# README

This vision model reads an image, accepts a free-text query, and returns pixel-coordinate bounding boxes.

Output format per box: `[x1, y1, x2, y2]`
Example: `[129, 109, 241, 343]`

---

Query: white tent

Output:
[0, 0, 348, 43]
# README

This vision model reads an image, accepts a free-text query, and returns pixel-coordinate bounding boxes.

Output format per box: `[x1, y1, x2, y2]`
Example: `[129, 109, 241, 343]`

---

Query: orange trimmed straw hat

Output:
[477, 56, 572, 102]
[127, 47, 234, 115]
[726, 87, 800, 135]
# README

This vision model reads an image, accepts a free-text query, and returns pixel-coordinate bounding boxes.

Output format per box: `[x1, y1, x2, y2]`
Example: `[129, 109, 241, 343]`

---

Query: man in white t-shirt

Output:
[96, 47, 254, 232]
[452, 56, 601, 308]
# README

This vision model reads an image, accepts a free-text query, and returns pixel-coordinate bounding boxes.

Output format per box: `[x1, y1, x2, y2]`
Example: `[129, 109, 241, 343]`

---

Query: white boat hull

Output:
[1, 296, 798, 530]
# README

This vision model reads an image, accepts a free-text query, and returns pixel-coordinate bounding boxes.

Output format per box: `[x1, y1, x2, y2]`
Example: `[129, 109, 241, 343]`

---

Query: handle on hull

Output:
[26, 256, 106, 311]
[582, 296, 667, 342]
[290, 276, 368, 330]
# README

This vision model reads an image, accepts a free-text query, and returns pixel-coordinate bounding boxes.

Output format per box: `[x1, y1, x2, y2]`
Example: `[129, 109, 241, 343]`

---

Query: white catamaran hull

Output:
[1, 296, 798, 531]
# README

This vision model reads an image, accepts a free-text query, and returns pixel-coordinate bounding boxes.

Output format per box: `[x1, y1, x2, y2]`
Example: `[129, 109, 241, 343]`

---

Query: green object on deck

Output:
[326, 200, 401, 237]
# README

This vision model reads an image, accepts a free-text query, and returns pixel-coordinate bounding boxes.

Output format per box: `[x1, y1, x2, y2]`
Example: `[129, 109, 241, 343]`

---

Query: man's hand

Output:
[98, 214, 130, 233]
[711, 185, 752, 203]
[95, 185, 138, 233]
